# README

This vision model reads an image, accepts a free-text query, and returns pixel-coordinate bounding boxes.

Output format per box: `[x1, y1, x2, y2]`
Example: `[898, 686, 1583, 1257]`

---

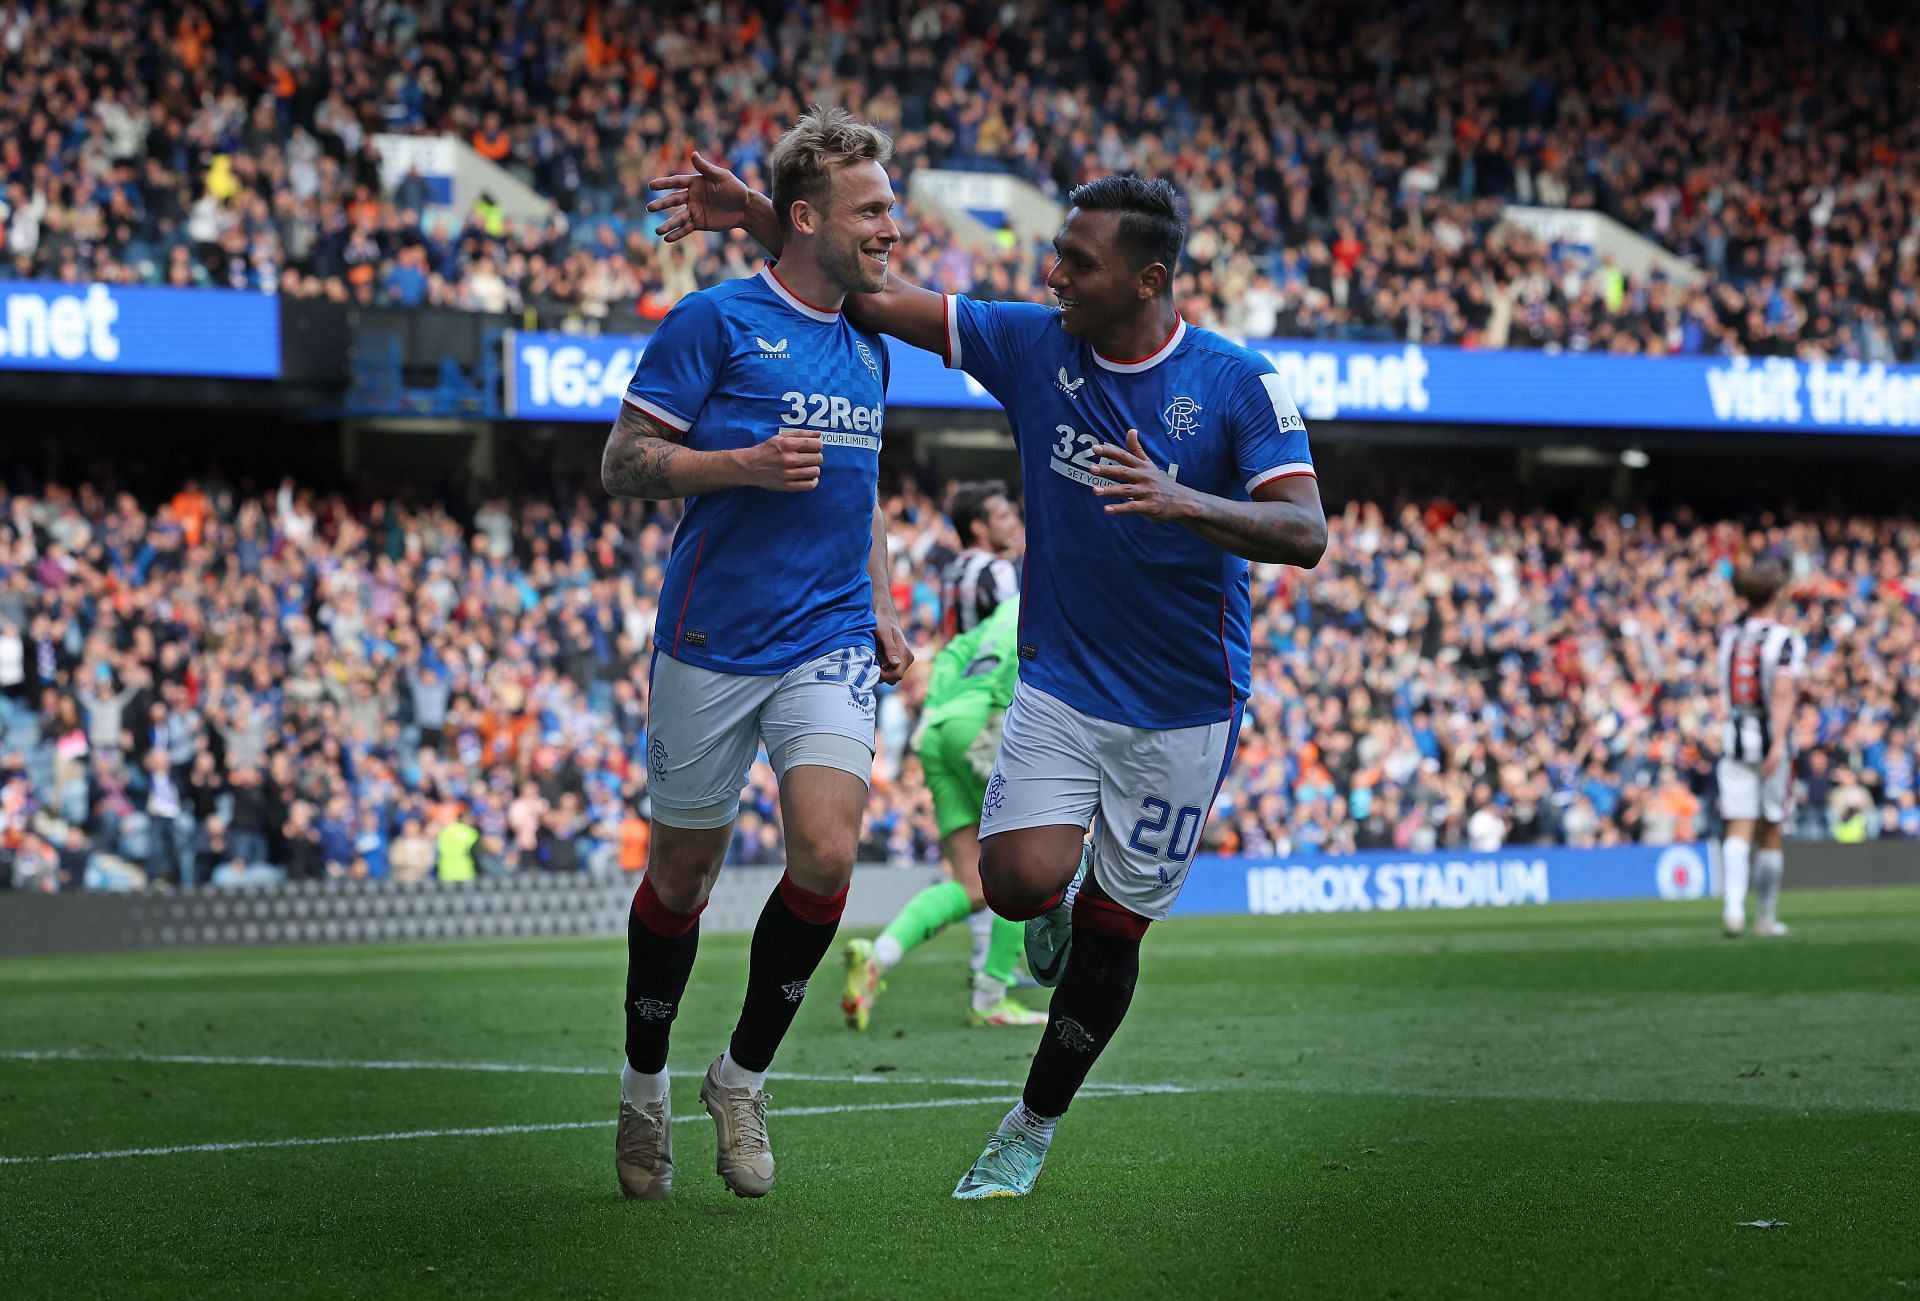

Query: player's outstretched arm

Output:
[1089, 429, 1328, 567]
[648, 152, 951, 357]
[869, 503, 913, 684]
[601, 403, 823, 499]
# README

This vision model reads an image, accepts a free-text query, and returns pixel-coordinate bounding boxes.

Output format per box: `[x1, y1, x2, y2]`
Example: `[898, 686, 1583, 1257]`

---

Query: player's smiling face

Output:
[816, 161, 900, 295]
[1046, 209, 1154, 341]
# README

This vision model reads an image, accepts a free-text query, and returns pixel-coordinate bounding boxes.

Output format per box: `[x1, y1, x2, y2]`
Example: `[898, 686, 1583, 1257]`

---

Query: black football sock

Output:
[726, 873, 848, 1074]
[1021, 892, 1148, 1118]
[624, 873, 703, 1074]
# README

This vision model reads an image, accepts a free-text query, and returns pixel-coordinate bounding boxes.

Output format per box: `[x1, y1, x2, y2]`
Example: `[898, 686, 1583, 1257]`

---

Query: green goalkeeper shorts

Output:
[917, 702, 998, 840]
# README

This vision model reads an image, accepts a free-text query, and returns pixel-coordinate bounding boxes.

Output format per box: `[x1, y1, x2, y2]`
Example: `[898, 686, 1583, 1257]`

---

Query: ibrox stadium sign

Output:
[507, 327, 1920, 437]
[1170, 844, 1715, 918]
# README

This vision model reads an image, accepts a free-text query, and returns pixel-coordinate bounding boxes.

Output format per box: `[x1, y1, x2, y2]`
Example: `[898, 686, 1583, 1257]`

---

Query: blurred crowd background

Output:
[3, 472, 1916, 890]
[5, 1, 1919, 356]
[5, 0, 1920, 889]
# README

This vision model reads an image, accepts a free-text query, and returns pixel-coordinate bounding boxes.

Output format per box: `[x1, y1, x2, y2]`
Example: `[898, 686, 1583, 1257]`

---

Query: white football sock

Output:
[1004, 1101, 1058, 1148]
[972, 972, 1008, 1012]
[873, 934, 905, 971]
[967, 909, 993, 975]
[1722, 837, 1750, 927]
[714, 1049, 768, 1094]
[1754, 848, 1785, 923]
[620, 1062, 669, 1107]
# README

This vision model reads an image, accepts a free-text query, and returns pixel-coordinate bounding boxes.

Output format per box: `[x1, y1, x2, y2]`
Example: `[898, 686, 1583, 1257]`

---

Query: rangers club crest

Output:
[781, 980, 810, 1003]
[1054, 1017, 1099, 1052]
[1656, 846, 1709, 900]
[1163, 395, 1202, 440]
[630, 997, 675, 1020]
[648, 737, 669, 781]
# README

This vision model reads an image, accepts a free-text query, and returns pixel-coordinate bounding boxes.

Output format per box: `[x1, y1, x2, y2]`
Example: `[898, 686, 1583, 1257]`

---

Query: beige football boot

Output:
[614, 1095, 674, 1201]
[700, 1057, 775, 1197]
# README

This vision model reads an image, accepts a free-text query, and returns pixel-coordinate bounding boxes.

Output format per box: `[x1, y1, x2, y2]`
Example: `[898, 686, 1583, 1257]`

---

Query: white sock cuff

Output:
[716, 1049, 769, 1094]
[620, 1062, 669, 1106]
[967, 909, 993, 974]
[873, 934, 905, 971]
[1755, 848, 1784, 870]
[1009, 1101, 1059, 1143]
[972, 974, 1009, 1010]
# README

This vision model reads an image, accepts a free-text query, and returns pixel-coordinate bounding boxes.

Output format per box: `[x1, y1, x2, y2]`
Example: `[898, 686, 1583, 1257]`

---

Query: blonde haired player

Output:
[1716, 561, 1806, 938]
[603, 107, 909, 1202]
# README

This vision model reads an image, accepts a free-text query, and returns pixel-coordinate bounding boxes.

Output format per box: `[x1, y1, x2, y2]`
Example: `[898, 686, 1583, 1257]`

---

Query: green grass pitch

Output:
[2, 888, 1917, 1298]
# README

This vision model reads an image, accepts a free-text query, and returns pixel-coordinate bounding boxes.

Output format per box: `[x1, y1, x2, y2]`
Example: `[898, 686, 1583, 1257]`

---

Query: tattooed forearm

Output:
[601, 405, 689, 499]
[1180, 497, 1328, 566]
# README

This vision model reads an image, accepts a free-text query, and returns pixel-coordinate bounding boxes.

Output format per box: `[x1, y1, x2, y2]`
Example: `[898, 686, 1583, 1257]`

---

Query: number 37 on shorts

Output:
[979, 681, 1241, 920]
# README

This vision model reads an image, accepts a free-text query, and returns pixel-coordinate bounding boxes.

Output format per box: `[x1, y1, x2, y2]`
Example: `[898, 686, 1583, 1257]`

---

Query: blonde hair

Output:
[769, 106, 894, 235]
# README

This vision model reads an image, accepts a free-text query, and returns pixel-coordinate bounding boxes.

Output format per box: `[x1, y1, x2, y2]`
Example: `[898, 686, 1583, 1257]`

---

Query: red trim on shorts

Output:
[776, 872, 849, 925]
[672, 532, 705, 655]
[632, 873, 705, 939]
[1217, 591, 1234, 715]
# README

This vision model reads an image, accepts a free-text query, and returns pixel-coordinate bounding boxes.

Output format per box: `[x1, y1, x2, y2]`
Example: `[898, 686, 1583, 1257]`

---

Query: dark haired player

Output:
[842, 481, 1042, 1031]
[650, 157, 1326, 1197]
[940, 479, 1023, 637]
[1716, 562, 1805, 938]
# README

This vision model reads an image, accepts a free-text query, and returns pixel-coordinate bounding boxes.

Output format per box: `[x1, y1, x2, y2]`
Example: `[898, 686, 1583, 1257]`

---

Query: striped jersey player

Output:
[1715, 561, 1805, 939]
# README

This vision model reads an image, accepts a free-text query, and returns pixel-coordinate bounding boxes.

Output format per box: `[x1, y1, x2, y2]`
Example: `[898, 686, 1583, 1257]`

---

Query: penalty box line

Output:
[0, 1048, 1188, 1097]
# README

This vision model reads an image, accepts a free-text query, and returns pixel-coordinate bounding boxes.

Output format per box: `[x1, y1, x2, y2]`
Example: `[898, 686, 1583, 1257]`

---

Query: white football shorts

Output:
[1717, 755, 1791, 825]
[645, 645, 878, 829]
[979, 681, 1242, 920]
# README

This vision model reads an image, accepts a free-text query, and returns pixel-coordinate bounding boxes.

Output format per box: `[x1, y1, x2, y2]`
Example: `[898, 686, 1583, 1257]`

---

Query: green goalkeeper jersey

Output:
[920, 597, 1020, 728]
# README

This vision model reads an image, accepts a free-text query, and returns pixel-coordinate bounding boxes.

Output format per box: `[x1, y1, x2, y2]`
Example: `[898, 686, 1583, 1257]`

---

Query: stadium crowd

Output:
[4, 2, 1920, 358]
[3, 470, 1918, 891]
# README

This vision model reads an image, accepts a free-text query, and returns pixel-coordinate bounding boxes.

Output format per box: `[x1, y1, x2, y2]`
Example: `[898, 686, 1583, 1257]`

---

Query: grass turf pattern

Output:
[2, 888, 1916, 1298]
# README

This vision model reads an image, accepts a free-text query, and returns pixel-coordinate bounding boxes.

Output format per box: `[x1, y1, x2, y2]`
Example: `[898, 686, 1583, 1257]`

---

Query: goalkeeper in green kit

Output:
[842, 597, 1047, 1029]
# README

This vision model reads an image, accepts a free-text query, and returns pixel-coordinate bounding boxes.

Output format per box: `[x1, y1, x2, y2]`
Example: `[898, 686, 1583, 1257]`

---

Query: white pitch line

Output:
[0, 1049, 1170, 1096]
[0, 1092, 1037, 1166]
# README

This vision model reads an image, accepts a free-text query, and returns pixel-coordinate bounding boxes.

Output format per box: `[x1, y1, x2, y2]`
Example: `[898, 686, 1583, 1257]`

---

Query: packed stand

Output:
[1217, 502, 1920, 857]
[4, 473, 1917, 892]
[4, 2, 1920, 358]
[0, 472, 970, 891]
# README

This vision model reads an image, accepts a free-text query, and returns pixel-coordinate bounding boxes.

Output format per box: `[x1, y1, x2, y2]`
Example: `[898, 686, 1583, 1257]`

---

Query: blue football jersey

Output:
[943, 296, 1313, 728]
[625, 264, 889, 673]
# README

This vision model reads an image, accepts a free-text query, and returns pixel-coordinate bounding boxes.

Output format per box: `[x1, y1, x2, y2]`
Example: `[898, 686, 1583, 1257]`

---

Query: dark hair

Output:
[1734, 560, 1788, 608]
[949, 480, 1009, 545]
[1067, 174, 1186, 286]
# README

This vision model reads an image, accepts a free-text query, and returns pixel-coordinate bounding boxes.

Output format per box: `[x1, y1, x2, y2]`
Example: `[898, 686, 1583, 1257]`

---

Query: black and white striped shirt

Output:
[941, 548, 1020, 636]
[1716, 617, 1806, 763]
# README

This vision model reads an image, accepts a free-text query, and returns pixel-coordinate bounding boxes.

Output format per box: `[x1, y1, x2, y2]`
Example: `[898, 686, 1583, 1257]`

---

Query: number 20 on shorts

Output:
[1129, 797, 1203, 862]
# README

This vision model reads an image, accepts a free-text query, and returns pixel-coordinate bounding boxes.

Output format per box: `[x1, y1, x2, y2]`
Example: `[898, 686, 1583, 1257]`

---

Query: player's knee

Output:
[644, 862, 710, 914]
[977, 846, 1053, 918]
[645, 831, 725, 912]
[784, 825, 858, 888]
